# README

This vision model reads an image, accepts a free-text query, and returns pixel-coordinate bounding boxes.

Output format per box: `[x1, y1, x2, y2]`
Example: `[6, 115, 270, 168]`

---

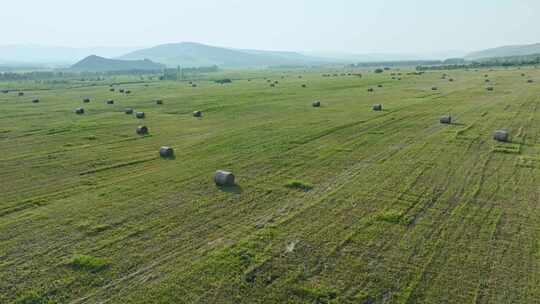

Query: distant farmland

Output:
[0, 67, 539, 303]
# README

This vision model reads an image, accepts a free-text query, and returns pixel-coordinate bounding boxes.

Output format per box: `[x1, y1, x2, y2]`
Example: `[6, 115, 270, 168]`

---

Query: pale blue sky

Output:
[1, 0, 538, 53]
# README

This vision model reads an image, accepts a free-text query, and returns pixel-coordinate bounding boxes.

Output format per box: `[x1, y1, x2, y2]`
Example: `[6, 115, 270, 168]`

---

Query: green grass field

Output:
[1, 67, 539, 303]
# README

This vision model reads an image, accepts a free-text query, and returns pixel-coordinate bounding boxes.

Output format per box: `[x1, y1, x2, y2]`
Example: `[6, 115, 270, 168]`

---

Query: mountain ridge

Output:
[118, 42, 332, 67]
[70, 55, 165, 72]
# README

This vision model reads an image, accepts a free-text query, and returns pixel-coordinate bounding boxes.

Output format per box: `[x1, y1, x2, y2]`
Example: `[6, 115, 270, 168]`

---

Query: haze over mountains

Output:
[1, 41, 540, 70]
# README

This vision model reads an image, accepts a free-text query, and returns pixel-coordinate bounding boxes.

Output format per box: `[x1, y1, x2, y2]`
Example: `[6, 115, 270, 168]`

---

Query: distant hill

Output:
[70, 55, 165, 72]
[0, 45, 141, 65]
[119, 42, 330, 67]
[466, 43, 540, 60]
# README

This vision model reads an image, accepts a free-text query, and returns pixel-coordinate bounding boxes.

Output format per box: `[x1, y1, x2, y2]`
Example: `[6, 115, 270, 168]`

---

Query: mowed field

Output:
[0, 67, 539, 303]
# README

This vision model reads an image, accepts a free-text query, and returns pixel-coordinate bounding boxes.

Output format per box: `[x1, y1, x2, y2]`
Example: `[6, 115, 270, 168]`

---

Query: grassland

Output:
[0, 67, 539, 303]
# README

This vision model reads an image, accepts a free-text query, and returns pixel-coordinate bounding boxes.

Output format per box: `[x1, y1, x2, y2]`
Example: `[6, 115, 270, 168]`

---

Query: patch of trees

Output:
[160, 65, 219, 81]
[214, 79, 232, 84]
[351, 60, 442, 68]
[418, 54, 540, 71]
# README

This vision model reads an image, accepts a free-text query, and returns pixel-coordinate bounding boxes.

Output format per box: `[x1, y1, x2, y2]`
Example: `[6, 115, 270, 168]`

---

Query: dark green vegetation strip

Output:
[0, 68, 539, 303]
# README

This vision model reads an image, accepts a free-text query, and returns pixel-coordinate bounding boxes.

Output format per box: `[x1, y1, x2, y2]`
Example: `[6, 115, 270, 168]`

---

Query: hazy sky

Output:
[1, 0, 539, 54]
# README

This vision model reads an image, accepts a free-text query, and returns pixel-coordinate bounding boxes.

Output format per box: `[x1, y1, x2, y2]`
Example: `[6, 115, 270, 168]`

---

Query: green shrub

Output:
[69, 254, 109, 272]
[285, 180, 313, 191]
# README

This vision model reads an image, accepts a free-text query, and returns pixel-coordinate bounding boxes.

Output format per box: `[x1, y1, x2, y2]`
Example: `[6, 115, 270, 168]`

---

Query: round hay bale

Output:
[493, 130, 509, 142]
[74, 108, 84, 114]
[83, 97, 90, 103]
[18, 92, 24, 96]
[214, 170, 235, 187]
[372, 104, 383, 111]
[125, 108, 134, 114]
[135, 112, 145, 119]
[136, 126, 148, 135]
[32, 98, 40, 103]
[106, 99, 114, 104]
[156, 99, 163, 105]
[440, 115, 452, 124]
[159, 146, 174, 158]
[486, 87, 494, 91]
[193, 110, 203, 117]
[312, 101, 321, 107]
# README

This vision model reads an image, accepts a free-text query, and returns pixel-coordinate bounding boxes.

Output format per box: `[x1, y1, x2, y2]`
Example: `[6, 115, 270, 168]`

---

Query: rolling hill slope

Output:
[466, 42, 540, 59]
[70, 55, 165, 72]
[119, 42, 330, 67]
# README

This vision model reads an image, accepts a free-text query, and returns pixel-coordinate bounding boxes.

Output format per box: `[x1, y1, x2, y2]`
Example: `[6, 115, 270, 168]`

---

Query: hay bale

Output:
[74, 108, 84, 114]
[486, 87, 494, 91]
[83, 97, 90, 103]
[135, 112, 145, 119]
[32, 98, 40, 103]
[18, 92, 24, 96]
[159, 146, 174, 158]
[214, 170, 235, 186]
[106, 99, 114, 104]
[125, 108, 133, 114]
[440, 115, 452, 124]
[156, 99, 163, 105]
[493, 130, 509, 142]
[193, 110, 203, 117]
[372, 104, 383, 111]
[136, 126, 148, 135]
[312, 100, 321, 107]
